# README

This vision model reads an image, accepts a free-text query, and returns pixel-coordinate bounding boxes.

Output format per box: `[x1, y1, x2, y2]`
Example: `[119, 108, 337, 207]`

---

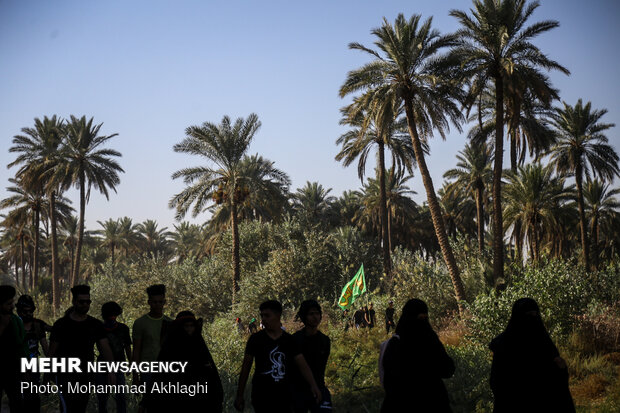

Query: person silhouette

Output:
[489, 298, 575, 412]
[147, 311, 223, 413]
[380, 298, 454, 413]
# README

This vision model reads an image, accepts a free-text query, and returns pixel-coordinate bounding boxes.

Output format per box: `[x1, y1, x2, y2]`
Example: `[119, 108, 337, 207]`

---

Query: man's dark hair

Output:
[16, 295, 36, 311]
[0, 285, 16, 304]
[146, 284, 166, 297]
[296, 299, 321, 323]
[259, 300, 282, 315]
[101, 301, 123, 319]
[71, 284, 90, 298]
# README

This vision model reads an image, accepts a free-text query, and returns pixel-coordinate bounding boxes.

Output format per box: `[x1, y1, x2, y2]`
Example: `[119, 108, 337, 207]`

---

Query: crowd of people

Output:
[0, 283, 575, 413]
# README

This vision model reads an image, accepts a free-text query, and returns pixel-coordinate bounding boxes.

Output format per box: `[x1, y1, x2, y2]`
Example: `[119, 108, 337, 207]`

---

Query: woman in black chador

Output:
[489, 298, 575, 413]
[148, 311, 223, 413]
[381, 299, 455, 413]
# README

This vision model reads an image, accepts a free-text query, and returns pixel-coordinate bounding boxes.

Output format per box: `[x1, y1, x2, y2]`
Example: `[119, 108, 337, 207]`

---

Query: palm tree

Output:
[171, 222, 204, 263]
[0, 215, 25, 287]
[206, 154, 291, 228]
[136, 220, 171, 260]
[95, 218, 123, 269]
[337, 98, 417, 278]
[8, 115, 70, 308]
[170, 114, 288, 304]
[291, 181, 336, 226]
[0, 178, 45, 289]
[450, 0, 569, 281]
[340, 14, 468, 310]
[503, 163, 572, 263]
[548, 100, 619, 269]
[355, 168, 419, 252]
[444, 142, 493, 253]
[55, 115, 123, 286]
[332, 190, 362, 227]
[439, 182, 477, 241]
[118, 216, 139, 258]
[583, 180, 620, 266]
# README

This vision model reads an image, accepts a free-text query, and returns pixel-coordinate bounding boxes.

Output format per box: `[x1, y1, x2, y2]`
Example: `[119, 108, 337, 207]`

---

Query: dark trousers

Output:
[96, 372, 126, 413]
[22, 372, 41, 413]
[1, 373, 23, 413]
[56, 374, 92, 413]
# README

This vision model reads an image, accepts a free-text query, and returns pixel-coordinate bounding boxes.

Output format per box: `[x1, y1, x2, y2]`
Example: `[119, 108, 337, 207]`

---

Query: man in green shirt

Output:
[132, 284, 171, 413]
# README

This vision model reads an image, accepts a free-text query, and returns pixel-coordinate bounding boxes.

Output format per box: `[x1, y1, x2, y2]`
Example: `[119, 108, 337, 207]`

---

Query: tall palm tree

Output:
[444, 142, 493, 253]
[170, 114, 288, 304]
[337, 98, 417, 278]
[8, 115, 69, 308]
[55, 115, 123, 286]
[450, 0, 569, 281]
[207, 154, 291, 228]
[340, 14, 468, 310]
[503, 163, 573, 263]
[548, 100, 619, 269]
[583, 180, 620, 266]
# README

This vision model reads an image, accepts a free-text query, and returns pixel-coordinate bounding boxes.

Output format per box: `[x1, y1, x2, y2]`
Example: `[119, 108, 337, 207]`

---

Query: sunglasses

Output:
[77, 299, 92, 305]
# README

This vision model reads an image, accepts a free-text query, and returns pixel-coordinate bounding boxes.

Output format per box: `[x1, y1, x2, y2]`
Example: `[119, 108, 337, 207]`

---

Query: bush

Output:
[467, 259, 590, 344]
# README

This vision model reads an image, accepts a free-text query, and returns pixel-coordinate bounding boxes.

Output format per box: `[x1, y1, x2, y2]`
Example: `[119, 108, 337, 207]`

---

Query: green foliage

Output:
[445, 344, 493, 413]
[467, 260, 594, 344]
[391, 247, 459, 317]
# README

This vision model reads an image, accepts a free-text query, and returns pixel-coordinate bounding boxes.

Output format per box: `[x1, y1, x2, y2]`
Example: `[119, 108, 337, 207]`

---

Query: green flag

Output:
[338, 264, 367, 310]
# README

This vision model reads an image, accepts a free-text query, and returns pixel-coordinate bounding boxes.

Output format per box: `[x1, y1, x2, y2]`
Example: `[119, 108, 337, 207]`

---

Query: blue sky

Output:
[1, 0, 618, 230]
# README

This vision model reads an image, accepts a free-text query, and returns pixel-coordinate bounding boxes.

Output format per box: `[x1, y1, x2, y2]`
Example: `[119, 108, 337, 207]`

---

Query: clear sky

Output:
[1, 0, 618, 231]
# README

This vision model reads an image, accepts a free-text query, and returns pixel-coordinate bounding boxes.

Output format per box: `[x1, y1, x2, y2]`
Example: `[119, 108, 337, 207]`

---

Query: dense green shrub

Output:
[467, 260, 590, 344]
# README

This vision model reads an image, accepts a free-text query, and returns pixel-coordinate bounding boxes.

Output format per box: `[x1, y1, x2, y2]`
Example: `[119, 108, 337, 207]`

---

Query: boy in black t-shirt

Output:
[96, 301, 131, 413]
[234, 300, 322, 413]
[49, 285, 116, 413]
[292, 300, 332, 412]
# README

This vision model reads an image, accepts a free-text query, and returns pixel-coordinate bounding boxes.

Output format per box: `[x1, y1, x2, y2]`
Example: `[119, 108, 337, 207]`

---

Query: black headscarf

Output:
[395, 299, 433, 341]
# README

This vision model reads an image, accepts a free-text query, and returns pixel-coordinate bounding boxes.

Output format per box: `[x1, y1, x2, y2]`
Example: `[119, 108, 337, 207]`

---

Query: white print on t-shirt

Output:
[261, 345, 286, 382]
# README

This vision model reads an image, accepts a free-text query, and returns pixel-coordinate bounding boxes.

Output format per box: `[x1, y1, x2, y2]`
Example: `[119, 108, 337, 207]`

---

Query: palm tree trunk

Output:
[532, 219, 540, 263]
[510, 129, 517, 172]
[73, 174, 86, 286]
[378, 141, 392, 278]
[404, 98, 466, 314]
[592, 215, 599, 269]
[575, 165, 590, 269]
[111, 244, 115, 273]
[476, 181, 485, 254]
[231, 198, 240, 305]
[20, 235, 25, 290]
[14, 259, 19, 287]
[50, 191, 60, 310]
[28, 244, 33, 291]
[388, 209, 393, 252]
[492, 76, 505, 283]
[33, 208, 40, 290]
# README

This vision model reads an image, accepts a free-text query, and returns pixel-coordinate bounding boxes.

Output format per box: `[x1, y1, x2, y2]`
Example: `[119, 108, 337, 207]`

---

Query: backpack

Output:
[378, 334, 399, 388]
